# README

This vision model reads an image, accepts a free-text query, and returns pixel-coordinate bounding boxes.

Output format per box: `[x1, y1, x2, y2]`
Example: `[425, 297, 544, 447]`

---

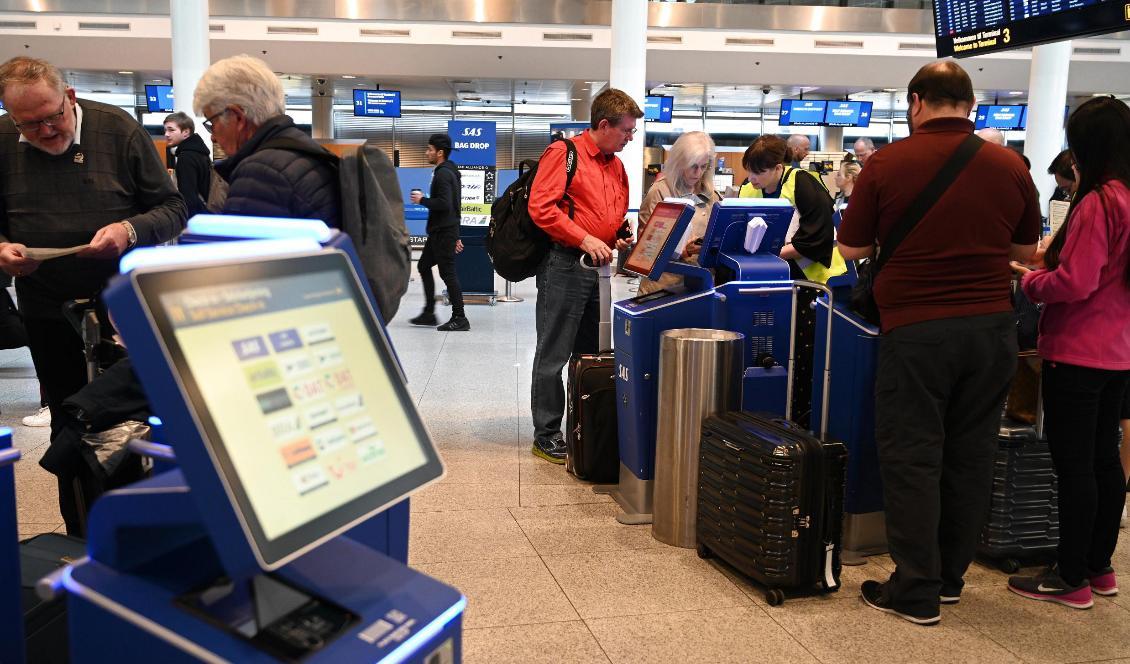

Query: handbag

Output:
[850, 134, 985, 326]
[0, 285, 28, 350]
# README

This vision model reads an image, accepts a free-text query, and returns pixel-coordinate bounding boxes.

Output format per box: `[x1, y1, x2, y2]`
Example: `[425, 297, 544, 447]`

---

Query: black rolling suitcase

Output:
[696, 281, 847, 606]
[565, 256, 620, 483]
[21, 533, 85, 664]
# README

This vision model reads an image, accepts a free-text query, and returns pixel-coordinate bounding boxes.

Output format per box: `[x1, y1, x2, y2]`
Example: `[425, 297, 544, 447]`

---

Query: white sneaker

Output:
[22, 406, 50, 428]
[1122, 504, 1127, 529]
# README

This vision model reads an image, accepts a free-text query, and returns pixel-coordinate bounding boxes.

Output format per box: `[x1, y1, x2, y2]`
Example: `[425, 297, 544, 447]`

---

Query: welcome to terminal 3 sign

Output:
[933, 0, 1130, 57]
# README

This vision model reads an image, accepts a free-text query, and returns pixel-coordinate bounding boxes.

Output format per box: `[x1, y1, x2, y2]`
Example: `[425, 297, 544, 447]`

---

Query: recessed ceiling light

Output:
[1092, 92, 1112, 96]
[571, 98, 582, 101]
[882, 88, 898, 93]
[342, 75, 356, 79]
[1008, 90, 1024, 95]
[118, 71, 133, 75]
[149, 79, 164, 83]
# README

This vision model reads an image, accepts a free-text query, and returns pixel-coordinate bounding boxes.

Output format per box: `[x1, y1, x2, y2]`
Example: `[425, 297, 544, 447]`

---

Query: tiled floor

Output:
[8, 274, 1130, 663]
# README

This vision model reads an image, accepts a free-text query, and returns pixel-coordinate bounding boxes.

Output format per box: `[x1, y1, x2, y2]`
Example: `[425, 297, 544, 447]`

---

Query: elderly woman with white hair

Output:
[636, 131, 723, 294]
[194, 54, 341, 226]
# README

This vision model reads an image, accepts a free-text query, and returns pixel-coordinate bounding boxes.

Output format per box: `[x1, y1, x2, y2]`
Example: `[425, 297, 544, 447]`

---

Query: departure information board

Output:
[934, 0, 1128, 57]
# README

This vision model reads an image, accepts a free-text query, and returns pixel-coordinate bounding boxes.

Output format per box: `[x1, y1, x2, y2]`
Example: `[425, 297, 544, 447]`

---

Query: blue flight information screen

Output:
[778, 100, 827, 127]
[644, 96, 673, 123]
[145, 85, 174, 113]
[974, 105, 1026, 130]
[823, 101, 873, 128]
[352, 89, 402, 118]
[934, 0, 1126, 58]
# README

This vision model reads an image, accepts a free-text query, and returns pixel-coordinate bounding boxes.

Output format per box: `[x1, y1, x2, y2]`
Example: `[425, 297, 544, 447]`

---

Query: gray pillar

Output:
[1023, 41, 1071, 216]
[170, 0, 210, 153]
[312, 90, 334, 140]
[610, 0, 648, 215]
[819, 126, 844, 153]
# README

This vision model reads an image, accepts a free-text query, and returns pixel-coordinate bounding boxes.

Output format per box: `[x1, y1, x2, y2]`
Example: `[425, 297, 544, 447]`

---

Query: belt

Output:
[551, 243, 583, 258]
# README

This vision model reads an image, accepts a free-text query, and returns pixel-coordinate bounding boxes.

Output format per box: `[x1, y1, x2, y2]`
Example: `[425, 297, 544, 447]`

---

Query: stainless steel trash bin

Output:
[652, 328, 744, 548]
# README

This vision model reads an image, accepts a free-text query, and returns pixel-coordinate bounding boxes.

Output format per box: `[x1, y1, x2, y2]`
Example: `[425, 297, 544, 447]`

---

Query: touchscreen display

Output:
[624, 202, 686, 278]
[156, 264, 430, 542]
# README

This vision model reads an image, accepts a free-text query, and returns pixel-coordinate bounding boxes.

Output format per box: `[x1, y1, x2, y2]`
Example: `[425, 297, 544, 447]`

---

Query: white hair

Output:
[975, 127, 1007, 146]
[193, 54, 285, 126]
[662, 131, 717, 197]
[854, 137, 875, 150]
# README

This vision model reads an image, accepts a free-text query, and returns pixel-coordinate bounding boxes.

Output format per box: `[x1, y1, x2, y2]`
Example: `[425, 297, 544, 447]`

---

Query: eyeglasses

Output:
[202, 108, 230, 132]
[12, 100, 66, 133]
[616, 125, 638, 136]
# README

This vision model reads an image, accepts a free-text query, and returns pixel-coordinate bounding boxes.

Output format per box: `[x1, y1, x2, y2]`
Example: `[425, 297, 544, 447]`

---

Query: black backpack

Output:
[258, 138, 411, 322]
[487, 138, 577, 282]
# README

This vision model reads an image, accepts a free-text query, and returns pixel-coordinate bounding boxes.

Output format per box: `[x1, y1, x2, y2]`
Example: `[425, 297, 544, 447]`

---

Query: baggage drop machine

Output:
[46, 241, 464, 663]
[601, 199, 796, 524]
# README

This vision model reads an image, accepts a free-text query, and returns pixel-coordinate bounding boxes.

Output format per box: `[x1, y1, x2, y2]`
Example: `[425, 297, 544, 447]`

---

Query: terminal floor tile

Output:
[8, 273, 1130, 663]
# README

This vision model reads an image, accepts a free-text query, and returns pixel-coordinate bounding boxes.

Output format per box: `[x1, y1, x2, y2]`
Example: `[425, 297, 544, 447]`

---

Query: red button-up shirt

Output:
[528, 130, 629, 248]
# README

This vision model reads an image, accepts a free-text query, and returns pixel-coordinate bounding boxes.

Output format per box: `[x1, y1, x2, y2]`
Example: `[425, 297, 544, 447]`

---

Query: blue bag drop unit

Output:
[810, 296, 887, 558]
[604, 199, 795, 523]
[181, 215, 410, 563]
[50, 241, 464, 663]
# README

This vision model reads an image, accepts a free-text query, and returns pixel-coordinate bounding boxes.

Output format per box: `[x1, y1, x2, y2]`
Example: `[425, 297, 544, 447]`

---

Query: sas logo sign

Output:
[461, 127, 484, 137]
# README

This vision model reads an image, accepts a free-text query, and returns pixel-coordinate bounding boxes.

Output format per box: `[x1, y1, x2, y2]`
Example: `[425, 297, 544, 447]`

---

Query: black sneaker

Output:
[860, 580, 941, 625]
[532, 435, 566, 464]
[410, 311, 438, 326]
[939, 585, 961, 605]
[437, 315, 470, 332]
[1008, 565, 1094, 609]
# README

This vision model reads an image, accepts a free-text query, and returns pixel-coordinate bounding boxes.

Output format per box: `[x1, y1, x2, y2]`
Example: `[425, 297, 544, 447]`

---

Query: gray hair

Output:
[193, 54, 285, 126]
[0, 56, 67, 100]
[853, 137, 875, 150]
[975, 127, 1006, 146]
[662, 131, 717, 197]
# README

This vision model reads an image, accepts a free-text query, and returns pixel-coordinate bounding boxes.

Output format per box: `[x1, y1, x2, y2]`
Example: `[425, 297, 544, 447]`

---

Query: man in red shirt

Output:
[527, 89, 640, 463]
[839, 61, 1041, 625]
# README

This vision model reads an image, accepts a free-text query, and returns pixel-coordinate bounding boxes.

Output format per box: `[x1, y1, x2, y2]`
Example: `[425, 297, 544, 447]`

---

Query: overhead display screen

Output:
[145, 84, 174, 113]
[644, 95, 674, 123]
[778, 100, 827, 127]
[933, 0, 1130, 58]
[974, 105, 1027, 130]
[824, 101, 873, 128]
[139, 253, 442, 566]
[352, 89, 402, 118]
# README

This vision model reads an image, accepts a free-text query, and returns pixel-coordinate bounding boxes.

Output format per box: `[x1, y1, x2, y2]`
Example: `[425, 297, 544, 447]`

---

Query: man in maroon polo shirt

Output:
[839, 61, 1041, 625]
[527, 89, 641, 464]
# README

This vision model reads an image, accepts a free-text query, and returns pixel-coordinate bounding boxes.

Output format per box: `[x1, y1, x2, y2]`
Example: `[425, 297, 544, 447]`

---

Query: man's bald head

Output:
[786, 134, 811, 163]
[975, 127, 1006, 146]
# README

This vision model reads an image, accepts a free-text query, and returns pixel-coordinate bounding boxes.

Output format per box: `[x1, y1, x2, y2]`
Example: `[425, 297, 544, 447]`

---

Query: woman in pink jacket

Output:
[1007, 96, 1130, 610]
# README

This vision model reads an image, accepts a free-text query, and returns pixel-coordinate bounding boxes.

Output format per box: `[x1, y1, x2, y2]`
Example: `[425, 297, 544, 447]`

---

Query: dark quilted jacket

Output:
[215, 115, 341, 228]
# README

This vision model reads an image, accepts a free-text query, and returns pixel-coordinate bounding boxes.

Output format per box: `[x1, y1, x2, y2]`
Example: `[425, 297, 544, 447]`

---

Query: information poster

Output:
[448, 120, 497, 227]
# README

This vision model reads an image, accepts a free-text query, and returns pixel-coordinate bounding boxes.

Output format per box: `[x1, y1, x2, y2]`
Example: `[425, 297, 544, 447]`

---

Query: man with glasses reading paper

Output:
[0, 56, 185, 530]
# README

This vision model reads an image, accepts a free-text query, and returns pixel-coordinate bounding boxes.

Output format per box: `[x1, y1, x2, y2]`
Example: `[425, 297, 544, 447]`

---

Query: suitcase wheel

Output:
[695, 543, 712, 560]
[998, 558, 1021, 574]
[766, 589, 786, 607]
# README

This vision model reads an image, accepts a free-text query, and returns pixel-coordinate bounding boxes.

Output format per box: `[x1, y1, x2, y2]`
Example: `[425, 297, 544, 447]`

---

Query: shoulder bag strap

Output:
[873, 133, 984, 275]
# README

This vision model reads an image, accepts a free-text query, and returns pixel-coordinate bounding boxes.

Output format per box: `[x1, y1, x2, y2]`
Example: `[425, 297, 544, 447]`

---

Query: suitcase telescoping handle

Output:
[579, 254, 613, 353]
[786, 280, 834, 441]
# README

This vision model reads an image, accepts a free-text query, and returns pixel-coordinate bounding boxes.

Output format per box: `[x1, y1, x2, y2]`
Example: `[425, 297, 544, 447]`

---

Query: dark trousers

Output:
[24, 316, 89, 535]
[1042, 361, 1130, 586]
[875, 312, 1016, 615]
[418, 227, 464, 317]
[531, 248, 599, 441]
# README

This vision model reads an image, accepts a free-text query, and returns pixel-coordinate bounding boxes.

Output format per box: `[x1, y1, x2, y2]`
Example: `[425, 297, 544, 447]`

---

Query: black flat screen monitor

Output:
[145, 84, 174, 113]
[623, 201, 692, 279]
[134, 251, 443, 567]
[779, 100, 827, 127]
[352, 89, 402, 118]
[933, 0, 1129, 58]
[974, 104, 1027, 130]
[644, 95, 674, 123]
[823, 101, 873, 128]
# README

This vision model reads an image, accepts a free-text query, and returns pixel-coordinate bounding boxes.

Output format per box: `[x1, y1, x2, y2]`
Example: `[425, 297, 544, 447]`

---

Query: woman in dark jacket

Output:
[194, 54, 341, 228]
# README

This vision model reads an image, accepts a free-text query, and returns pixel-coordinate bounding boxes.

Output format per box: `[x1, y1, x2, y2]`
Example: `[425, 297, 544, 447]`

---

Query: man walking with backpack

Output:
[410, 134, 468, 332]
[527, 89, 641, 463]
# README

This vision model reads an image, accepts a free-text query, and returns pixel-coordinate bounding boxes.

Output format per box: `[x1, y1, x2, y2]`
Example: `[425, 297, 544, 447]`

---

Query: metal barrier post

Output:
[497, 280, 523, 303]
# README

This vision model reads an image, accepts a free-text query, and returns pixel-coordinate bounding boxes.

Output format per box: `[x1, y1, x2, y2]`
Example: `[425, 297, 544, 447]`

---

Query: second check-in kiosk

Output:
[56, 241, 464, 662]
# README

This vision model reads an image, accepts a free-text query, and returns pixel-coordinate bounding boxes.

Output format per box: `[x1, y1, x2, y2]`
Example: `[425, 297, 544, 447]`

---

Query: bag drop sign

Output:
[448, 120, 497, 167]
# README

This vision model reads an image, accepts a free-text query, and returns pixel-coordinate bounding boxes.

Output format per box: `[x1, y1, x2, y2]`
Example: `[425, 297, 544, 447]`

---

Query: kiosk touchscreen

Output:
[622, 200, 696, 282]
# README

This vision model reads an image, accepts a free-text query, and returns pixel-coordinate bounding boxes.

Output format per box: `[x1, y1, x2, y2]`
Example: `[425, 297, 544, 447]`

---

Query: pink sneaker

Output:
[1089, 568, 1118, 596]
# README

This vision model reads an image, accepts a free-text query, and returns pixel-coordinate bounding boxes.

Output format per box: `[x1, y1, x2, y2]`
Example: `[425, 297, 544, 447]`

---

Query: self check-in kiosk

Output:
[180, 216, 409, 563]
[602, 199, 796, 523]
[54, 241, 464, 662]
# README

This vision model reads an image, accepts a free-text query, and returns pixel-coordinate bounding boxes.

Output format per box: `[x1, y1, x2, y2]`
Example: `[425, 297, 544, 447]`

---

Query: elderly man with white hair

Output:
[853, 137, 876, 165]
[975, 127, 1007, 146]
[194, 54, 341, 227]
[786, 134, 812, 167]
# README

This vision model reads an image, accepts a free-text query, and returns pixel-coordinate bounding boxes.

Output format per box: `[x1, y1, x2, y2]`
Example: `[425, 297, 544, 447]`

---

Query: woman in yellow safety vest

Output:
[738, 135, 846, 284]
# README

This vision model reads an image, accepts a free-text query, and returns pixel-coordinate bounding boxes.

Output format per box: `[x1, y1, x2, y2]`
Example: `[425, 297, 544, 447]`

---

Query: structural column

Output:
[170, 0, 211, 153]
[1023, 40, 1071, 216]
[312, 83, 335, 140]
[610, 0, 648, 217]
[819, 126, 844, 154]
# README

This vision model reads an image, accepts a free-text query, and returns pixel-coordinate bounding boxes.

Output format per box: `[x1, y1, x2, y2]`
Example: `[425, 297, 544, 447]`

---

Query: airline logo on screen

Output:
[232, 321, 386, 497]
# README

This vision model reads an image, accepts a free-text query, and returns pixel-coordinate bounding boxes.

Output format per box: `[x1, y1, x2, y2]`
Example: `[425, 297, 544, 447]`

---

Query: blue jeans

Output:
[531, 248, 599, 441]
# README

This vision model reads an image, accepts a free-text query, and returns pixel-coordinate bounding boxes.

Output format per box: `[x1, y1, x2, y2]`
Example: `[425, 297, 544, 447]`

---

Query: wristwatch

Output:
[120, 221, 138, 249]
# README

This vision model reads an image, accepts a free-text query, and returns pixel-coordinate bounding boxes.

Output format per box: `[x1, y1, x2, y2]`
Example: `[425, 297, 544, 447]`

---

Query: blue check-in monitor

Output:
[644, 95, 674, 123]
[353, 89, 402, 118]
[121, 248, 444, 572]
[824, 101, 873, 128]
[622, 200, 695, 281]
[779, 99, 827, 127]
[145, 84, 174, 113]
[974, 105, 1026, 130]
